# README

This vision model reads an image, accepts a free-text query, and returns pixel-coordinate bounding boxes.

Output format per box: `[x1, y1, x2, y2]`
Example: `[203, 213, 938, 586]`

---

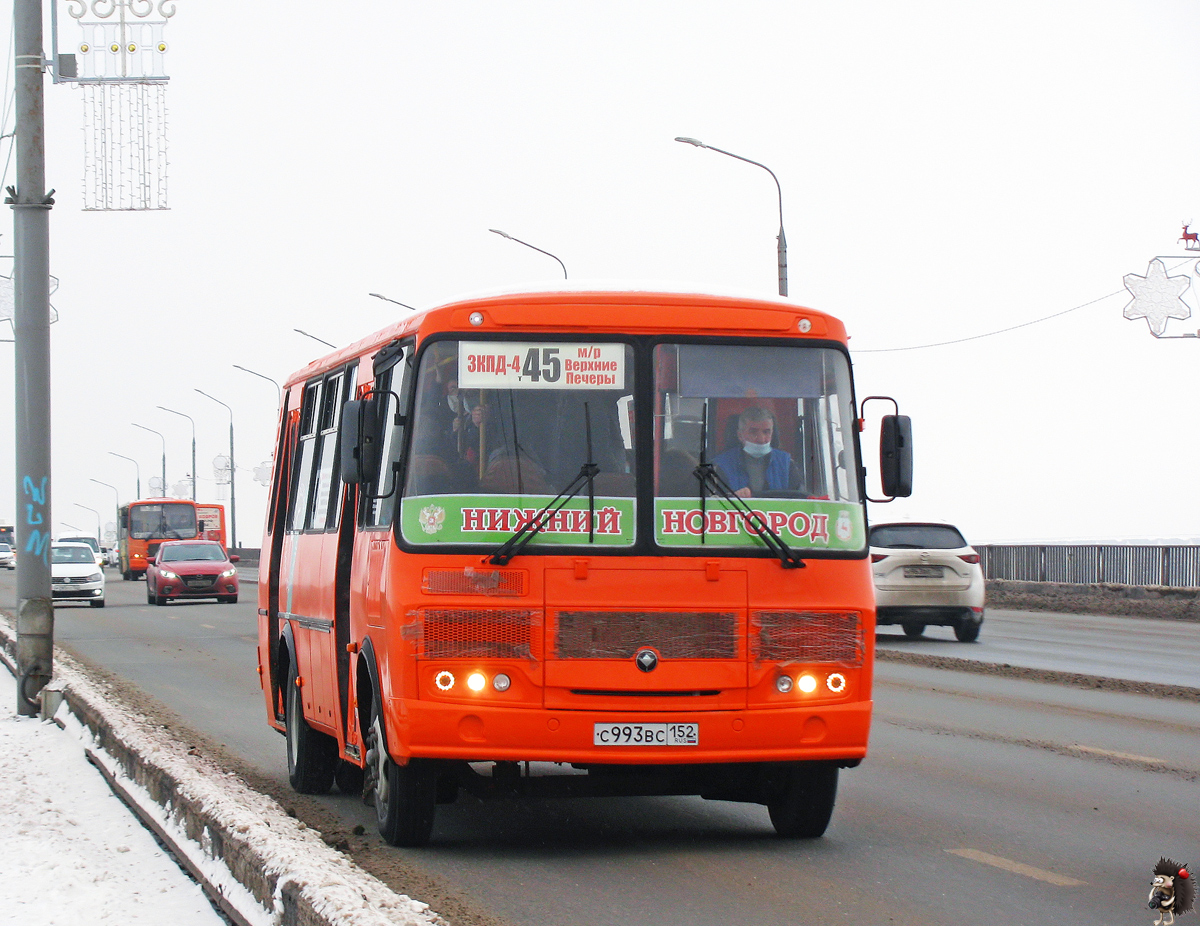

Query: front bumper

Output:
[51, 584, 104, 600]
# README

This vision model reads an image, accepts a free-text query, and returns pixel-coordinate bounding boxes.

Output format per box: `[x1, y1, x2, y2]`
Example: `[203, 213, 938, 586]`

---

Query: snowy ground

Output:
[0, 668, 227, 926]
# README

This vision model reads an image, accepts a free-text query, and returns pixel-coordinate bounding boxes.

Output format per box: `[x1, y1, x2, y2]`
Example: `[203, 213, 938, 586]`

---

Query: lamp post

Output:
[157, 406, 196, 501]
[107, 451, 141, 499]
[232, 364, 282, 406]
[132, 423, 167, 498]
[675, 136, 788, 297]
[294, 328, 337, 349]
[74, 503, 101, 543]
[195, 388, 237, 550]
[369, 292, 416, 310]
[489, 229, 568, 279]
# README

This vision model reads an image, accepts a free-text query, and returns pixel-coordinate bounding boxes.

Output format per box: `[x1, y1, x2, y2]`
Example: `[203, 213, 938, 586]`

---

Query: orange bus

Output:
[257, 289, 912, 846]
[118, 499, 227, 580]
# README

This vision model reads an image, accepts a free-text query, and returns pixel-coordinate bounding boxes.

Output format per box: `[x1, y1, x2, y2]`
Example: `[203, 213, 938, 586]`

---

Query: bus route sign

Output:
[458, 342, 625, 390]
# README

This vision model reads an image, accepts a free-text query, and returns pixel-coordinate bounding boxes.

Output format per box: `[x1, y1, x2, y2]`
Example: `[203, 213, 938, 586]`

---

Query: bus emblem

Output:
[419, 505, 446, 535]
[635, 648, 658, 672]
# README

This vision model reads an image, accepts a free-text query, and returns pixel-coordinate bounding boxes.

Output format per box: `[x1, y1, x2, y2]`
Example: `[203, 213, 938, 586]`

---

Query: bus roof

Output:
[284, 286, 847, 388]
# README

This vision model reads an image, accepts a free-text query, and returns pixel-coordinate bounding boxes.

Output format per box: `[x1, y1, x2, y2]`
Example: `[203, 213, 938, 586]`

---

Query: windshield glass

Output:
[161, 543, 226, 562]
[60, 536, 99, 553]
[129, 503, 198, 540]
[401, 339, 636, 548]
[653, 343, 864, 553]
[52, 545, 96, 564]
[870, 524, 967, 549]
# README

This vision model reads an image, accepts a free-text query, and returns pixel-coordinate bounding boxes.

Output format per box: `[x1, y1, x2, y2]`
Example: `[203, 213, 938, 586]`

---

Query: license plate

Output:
[593, 723, 698, 746]
[903, 565, 944, 578]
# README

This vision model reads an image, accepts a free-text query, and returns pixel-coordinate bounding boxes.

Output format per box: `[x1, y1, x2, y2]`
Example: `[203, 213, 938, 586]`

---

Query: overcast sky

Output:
[2, 0, 1200, 546]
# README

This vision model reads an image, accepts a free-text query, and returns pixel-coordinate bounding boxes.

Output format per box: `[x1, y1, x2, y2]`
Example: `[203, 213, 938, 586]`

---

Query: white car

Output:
[870, 521, 984, 641]
[58, 534, 106, 569]
[0, 542, 14, 569]
[51, 542, 106, 608]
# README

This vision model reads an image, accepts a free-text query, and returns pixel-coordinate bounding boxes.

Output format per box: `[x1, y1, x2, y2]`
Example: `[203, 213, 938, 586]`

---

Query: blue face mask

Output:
[742, 440, 772, 458]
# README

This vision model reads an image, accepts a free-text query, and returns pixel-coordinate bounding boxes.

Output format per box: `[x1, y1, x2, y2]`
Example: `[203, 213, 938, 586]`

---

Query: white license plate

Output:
[593, 723, 698, 746]
[903, 565, 944, 578]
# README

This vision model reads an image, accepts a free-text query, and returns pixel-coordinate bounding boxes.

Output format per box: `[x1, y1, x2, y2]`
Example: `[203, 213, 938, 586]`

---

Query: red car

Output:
[146, 540, 240, 605]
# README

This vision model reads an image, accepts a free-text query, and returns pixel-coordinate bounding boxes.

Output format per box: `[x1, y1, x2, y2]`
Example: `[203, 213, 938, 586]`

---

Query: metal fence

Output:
[978, 544, 1200, 589]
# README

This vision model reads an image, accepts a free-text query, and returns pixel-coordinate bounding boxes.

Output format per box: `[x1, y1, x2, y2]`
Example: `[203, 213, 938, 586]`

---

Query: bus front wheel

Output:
[767, 763, 838, 838]
[285, 662, 337, 794]
[367, 708, 436, 847]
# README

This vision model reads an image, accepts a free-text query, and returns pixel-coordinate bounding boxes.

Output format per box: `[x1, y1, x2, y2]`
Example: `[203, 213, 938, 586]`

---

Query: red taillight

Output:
[870, 553, 888, 563]
[958, 553, 980, 564]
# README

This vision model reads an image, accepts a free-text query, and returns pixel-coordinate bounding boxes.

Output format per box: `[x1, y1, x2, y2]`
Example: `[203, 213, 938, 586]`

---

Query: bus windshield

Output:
[129, 503, 199, 540]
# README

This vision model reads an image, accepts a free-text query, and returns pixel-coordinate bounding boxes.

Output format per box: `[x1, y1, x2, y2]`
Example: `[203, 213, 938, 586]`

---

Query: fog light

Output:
[798, 674, 818, 693]
[467, 672, 486, 692]
[775, 675, 794, 693]
[826, 673, 846, 693]
[434, 670, 455, 691]
[492, 673, 511, 692]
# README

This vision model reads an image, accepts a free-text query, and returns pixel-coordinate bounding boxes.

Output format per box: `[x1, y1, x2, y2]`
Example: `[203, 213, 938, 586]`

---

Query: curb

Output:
[875, 647, 1200, 702]
[0, 614, 445, 926]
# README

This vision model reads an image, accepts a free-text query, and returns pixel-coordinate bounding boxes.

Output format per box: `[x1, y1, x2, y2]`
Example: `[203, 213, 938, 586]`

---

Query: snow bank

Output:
[0, 615, 445, 926]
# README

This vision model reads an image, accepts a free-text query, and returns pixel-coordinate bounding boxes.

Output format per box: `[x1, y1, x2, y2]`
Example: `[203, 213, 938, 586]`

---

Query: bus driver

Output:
[713, 406, 802, 498]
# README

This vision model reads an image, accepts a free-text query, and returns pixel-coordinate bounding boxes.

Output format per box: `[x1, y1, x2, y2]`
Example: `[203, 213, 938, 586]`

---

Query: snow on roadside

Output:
[0, 615, 445, 926]
[0, 669, 226, 926]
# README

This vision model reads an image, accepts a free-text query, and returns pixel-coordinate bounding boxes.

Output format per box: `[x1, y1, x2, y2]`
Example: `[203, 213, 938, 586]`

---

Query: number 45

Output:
[521, 347, 560, 382]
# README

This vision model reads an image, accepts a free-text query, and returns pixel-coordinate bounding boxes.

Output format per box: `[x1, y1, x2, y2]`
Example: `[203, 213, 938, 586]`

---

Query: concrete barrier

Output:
[986, 579, 1200, 622]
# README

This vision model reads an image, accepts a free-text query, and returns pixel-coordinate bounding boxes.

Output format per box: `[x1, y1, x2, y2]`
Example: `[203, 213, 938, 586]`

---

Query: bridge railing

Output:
[978, 544, 1200, 588]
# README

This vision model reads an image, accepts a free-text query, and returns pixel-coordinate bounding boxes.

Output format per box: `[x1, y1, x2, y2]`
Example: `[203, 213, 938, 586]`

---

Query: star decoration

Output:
[1123, 259, 1192, 336]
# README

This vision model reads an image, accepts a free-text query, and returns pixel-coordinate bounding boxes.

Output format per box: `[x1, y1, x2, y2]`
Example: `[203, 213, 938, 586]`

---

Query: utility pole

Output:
[11, 0, 54, 716]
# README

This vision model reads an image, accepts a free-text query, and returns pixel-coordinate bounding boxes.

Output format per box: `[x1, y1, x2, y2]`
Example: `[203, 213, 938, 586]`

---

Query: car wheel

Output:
[954, 614, 983, 642]
[902, 622, 925, 639]
[146, 585, 154, 604]
[284, 661, 338, 795]
[767, 762, 838, 838]
[366, 702, 436, 846]
[90, 598, 106, 608]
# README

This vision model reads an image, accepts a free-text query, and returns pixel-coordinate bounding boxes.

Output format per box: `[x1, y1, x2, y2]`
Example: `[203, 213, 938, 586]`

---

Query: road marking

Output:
[1073, 744, 1163, 765]
[201, 624, 215, 630]
[946, 848, 1085, 886]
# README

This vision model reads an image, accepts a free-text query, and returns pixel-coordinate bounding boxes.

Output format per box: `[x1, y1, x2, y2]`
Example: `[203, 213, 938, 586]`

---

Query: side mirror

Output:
[339, 399, 379, 485]
[229, 554, 240, 563]
[879, 414, 913, 498]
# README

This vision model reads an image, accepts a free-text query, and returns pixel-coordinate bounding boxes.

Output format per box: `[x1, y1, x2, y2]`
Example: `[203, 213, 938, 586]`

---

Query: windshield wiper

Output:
[693, 402, 804, 569]
[488, 403, 599, 565]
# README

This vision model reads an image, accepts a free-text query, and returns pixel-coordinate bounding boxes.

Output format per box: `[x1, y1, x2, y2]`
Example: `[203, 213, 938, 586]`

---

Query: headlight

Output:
[219, 567, 236, 578]
[159, 569, 178, 579]
[88, 572, 103, 583]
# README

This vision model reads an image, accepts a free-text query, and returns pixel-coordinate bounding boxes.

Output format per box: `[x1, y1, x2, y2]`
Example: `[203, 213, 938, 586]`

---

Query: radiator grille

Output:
[555, 611, 738, 659]
[752, 611, 862, 666]
[416, 609, 540, 659]
[422, 567, 527, 596]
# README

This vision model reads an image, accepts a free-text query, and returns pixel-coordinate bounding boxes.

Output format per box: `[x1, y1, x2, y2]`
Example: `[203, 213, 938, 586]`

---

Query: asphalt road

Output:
[2, 568, 1197, 926]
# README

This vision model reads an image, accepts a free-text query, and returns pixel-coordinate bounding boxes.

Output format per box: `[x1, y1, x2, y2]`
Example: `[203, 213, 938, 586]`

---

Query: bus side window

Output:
[287, 381, 322, 532]
[307, 366, 357, 532]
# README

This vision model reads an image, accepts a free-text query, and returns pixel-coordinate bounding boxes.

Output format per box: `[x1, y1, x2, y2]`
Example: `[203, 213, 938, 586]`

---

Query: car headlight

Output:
[88, 572, 103, 583]
[158, 569, 178, 579]
[219, 567, 236, 578]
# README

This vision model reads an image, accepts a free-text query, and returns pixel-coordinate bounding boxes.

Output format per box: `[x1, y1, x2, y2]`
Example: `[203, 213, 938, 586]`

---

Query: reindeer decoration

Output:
[1179, 223, 1199, 250]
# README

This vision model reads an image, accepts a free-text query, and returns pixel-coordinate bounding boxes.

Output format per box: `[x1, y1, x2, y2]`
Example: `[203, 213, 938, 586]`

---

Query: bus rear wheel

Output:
[285, 662, 337, 794]
[767, 763, 838, 838]
[367, 708, 436, 847]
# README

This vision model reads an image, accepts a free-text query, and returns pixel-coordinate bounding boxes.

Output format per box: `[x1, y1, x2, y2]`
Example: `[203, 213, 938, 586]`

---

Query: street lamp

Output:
[294, 328, 337, 349]
[195, 388, 237, 550]
[107, 451, 141, 499]
[675, 136, 789, 297]
[89, 479, 119, 544]
[489, 229, 568, 279]
[132, 423, 167, 498]
[369, 292, 416, 310]
[232, 364, 282, 406]
[157, 406, 197, 501]
[74, 503, 101, 543]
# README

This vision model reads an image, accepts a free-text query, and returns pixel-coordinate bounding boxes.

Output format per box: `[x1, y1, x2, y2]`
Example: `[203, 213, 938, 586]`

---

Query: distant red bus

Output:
[117, 499, 227, 580]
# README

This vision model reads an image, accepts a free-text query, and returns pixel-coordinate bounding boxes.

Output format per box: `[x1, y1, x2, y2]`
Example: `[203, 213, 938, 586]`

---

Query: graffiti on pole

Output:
[22, 475, 50, 564]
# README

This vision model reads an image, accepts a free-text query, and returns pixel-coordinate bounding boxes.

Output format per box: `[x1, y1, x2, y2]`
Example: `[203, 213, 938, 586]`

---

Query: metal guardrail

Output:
[978, 544, 1200, 589]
